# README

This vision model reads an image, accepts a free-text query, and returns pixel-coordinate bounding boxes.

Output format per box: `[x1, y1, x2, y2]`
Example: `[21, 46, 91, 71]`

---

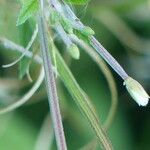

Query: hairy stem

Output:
[38, 0, 67, 149]
[90, 36, 128, 80]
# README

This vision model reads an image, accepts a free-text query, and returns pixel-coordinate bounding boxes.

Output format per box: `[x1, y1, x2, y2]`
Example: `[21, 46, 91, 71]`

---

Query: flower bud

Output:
[81, 26, 95, 36]
[124, 77, 149, 106]
[68, 44, 80, 60]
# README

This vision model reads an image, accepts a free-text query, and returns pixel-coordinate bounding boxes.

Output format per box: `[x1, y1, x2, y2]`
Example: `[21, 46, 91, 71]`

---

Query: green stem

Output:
[38, 0, 67, 149]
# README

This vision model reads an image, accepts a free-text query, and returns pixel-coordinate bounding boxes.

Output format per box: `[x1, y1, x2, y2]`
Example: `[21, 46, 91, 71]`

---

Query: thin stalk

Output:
[61, 2, 129, 80]
[90, 36, 128, 80]
[2, 24, 38, 68]
[38, 0, 67, 149]
[0, 37, 42, 64]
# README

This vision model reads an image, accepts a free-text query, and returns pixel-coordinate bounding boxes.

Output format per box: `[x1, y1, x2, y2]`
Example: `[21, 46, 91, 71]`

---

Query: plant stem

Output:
[61, 2, 129, 80]
[90, 36, 128, 80]
[38, 0, 67, 149]
[0, 37, 42, 64]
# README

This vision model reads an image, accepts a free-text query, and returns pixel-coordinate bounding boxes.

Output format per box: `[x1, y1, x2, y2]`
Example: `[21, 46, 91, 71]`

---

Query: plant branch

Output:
[61, 2, 129, 80]
[0, 37, 42, 64]
[2, 24, 38, 68]
[90, 36, 128, 80]
[37, 0, 67, 149]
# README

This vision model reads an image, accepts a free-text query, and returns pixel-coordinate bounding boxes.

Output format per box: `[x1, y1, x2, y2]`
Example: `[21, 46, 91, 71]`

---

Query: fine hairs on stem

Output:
[38, 0, 67, 150]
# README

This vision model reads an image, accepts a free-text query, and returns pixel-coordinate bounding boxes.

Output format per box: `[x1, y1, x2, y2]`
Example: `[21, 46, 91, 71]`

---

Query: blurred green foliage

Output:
[0, 0, 150, 150]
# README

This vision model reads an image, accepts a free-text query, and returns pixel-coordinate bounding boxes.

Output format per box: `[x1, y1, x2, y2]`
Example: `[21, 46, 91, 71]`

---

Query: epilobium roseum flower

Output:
[124, 77, 150, 106]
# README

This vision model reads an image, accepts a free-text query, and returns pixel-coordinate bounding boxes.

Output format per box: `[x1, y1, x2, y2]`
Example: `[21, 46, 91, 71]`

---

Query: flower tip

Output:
[124, 77, 149, 106]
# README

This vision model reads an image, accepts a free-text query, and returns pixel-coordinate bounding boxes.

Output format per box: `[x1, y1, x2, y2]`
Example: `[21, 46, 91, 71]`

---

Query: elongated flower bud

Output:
[124, 77, 149, 106]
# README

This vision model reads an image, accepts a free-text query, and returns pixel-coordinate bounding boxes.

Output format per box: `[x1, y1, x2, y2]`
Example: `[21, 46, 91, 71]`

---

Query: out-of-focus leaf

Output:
[19, 58, 30, 79]
[17, 0, 38, 26]
[0, 114, 37, 150]
[18, 21, 34, 79]
[0, 1, 20, 42]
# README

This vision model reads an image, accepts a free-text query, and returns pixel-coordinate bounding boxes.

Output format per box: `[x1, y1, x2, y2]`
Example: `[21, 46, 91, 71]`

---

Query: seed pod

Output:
[124, 77, 149, 106]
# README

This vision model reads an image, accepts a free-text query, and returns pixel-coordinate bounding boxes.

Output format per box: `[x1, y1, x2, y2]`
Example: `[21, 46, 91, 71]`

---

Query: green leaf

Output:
[17, 0, 38, 26]
[49, 32, 111, 149]
[55, 49, 112, 149]
[64, 0, 90, 5]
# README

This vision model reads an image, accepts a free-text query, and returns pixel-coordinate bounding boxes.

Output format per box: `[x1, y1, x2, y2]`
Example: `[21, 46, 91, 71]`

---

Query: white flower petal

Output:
[124, 77, 149, 106]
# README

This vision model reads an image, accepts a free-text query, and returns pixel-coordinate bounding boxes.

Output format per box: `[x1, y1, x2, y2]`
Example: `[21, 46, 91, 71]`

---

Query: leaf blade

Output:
[17, 0, 38, 26]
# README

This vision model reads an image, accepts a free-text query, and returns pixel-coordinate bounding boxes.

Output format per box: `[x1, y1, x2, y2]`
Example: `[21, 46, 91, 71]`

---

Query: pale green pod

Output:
[67, 44, 80, 60]
[124, 77, 149, 106]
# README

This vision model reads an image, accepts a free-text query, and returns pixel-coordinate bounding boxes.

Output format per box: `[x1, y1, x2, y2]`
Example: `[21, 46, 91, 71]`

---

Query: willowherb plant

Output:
[0, 0, 149, 150]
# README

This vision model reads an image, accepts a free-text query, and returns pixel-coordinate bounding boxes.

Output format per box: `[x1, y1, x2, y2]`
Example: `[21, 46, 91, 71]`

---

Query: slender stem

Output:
[61, 2, 129, 80]
[90, 36, 128, 80]
[38, 0, 67, 149]
[0, 37, 42, 64]
[2, 24, 38, 68]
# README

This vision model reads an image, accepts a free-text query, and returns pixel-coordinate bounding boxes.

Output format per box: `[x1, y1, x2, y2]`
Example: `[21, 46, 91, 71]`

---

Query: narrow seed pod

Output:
[124, 77, 150, 106]
[67, 43, 80, 59]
